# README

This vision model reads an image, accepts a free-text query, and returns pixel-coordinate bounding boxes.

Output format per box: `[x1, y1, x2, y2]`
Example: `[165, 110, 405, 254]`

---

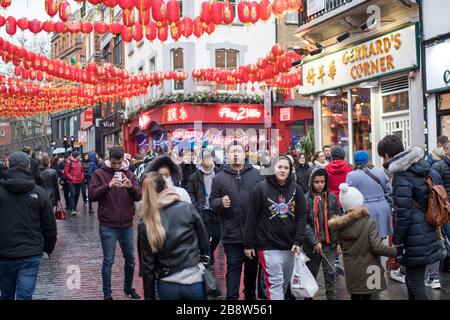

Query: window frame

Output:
[215, 48, 239, 92]
[171, 48, 184, 92]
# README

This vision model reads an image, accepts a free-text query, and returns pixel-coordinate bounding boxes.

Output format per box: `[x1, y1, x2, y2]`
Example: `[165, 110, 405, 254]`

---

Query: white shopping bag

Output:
[290, 252, 319, 299]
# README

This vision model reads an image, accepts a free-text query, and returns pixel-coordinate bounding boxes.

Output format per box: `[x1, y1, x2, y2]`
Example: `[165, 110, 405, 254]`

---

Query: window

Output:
[27, 120, 32, 128]
[285, 11, 299, 25]
[215, 49, 238, 90]
[149, 57, 156, 98]
[382, 91, 409, 113]
[103, 43, 111, 63]
[438, 93, 450, 137]
[69, 116, 76, 137]
[351, 88, 372, 158]
[113, 35, 122, 65]
[171, 48, 184, 91]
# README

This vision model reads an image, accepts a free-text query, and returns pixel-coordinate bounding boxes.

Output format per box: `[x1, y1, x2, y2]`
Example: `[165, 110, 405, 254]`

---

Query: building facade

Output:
[295, 0, 421, 166]
[422, 0, 450, 151]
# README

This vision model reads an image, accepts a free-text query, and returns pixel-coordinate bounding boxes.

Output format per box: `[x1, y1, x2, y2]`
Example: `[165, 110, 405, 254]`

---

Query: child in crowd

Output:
[328, 183, 397, 300]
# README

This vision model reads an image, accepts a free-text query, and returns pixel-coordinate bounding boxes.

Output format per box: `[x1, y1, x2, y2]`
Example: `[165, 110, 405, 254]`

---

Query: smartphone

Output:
[114, 172, 124, 184]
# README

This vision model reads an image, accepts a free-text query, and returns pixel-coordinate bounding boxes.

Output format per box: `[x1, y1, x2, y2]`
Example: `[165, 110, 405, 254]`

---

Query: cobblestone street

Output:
[33, 200, 450, 300]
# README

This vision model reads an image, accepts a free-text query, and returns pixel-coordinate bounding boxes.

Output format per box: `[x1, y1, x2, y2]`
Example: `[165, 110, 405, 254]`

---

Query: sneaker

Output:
[425, 278, 441, 289]
[390, 269, 406, 284]
[124, 288, 141, 300]
[71, 210, 77, 216]
[83, 202, 87, 207]
[104, 295, 113, 300]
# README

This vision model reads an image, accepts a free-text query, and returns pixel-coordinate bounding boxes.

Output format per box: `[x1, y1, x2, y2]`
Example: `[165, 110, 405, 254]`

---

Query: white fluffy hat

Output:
[339, 183, 364, 212]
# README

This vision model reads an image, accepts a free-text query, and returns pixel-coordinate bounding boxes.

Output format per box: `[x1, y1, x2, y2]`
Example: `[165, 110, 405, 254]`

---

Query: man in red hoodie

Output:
[325, 146, 353, 208]
[64, 151, 84, 216]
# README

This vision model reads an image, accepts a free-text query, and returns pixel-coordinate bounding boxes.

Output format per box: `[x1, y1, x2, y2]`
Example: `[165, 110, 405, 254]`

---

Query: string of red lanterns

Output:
[192, 44, 302, 90]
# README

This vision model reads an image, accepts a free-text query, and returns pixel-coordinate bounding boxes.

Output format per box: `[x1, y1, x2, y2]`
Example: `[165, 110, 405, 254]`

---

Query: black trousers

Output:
[201, 210, 221, 266]
[223, 243, 258, 300]
[81, 181, 88, 203]
[405, 266, 428, 300]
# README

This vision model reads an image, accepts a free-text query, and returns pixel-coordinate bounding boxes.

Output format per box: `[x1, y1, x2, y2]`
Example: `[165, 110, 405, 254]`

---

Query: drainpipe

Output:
[418, 0, 428, 152]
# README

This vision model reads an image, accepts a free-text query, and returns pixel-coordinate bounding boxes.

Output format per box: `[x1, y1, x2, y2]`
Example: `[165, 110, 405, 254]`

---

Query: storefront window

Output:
[382, 91, 409, 113]
[321, 92, 349, 159]
[440, 115, 450, 138]
[352, 88, 372, 158]
[439, 93, 450, 111]
[439, 93, 450, 137]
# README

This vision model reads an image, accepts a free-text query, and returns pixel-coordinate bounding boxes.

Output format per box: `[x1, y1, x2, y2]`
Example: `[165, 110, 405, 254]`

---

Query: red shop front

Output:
[123, 103, 267, 156]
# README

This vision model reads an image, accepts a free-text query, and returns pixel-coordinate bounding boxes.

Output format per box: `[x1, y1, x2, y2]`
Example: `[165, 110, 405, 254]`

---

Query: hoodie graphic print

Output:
[267, 189, 296, 221]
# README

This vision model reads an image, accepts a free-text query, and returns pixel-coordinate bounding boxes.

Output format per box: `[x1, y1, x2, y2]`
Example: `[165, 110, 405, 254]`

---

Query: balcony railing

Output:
[299, 0, 353, 26]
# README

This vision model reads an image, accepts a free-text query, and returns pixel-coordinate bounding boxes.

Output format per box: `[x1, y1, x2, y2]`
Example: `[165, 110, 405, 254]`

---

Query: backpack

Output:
[415, 176, 450, 227]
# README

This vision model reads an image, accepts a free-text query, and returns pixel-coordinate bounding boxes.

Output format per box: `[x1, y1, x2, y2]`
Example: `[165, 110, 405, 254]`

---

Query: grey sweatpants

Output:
[258, 250, 295, 300]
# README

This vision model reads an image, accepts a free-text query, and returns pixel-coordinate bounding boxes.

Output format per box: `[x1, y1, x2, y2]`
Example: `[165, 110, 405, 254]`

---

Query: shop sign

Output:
[218, 107, 262, 121]
[101, 120, 116, 129]
[139, 114, 151, 130]
[301, 24, 418, 95]
[80, 108, 94, 129]
[78, 130, 87, 144]
[425, 37, 450, 92]
[165, 106, 189, 122]
[280, 107, 294, 121]
[307, 0, 325, 16]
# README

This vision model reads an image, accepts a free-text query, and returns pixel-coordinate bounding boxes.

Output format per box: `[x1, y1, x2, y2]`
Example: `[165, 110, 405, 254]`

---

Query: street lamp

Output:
[63, 136, 69, 151]
[70, 136, 75, 150]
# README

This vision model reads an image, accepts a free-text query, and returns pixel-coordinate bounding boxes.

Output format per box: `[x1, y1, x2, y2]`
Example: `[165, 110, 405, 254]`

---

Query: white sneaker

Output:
[390, 269, 405, 284]
[425, 278, 441, 289]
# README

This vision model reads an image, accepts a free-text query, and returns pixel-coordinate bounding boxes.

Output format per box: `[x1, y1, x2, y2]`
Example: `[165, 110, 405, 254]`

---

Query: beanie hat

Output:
[354, 150, 369, 165]
[331, 146, 346, 160]
[339, 183, 364, 212]
[9, 152, 31, 169]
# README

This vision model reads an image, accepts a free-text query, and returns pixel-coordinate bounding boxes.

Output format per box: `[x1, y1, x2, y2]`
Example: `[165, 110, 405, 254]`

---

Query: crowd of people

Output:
[0, 134, 449, 301]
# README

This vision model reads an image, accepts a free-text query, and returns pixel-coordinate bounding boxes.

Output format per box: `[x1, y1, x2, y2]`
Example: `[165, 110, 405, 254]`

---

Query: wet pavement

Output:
[33, 199, 450, 300]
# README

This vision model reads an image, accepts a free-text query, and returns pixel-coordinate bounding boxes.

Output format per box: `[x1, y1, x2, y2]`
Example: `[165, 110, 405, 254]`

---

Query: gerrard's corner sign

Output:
[425, 36, 450, 92]
[301, 24, 418, 95]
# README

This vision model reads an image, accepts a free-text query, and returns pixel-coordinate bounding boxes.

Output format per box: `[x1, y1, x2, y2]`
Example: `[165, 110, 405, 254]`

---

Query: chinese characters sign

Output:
[302, 24, 418, 95]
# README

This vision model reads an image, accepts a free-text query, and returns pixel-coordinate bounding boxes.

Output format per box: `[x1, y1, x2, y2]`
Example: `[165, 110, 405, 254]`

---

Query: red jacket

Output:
[325, 160, 353, 206]
[64, 158, 84, 185]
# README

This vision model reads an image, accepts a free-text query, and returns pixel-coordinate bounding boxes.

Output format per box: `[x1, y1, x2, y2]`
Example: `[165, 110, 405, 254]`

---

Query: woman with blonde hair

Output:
[138, 172, 210, 300]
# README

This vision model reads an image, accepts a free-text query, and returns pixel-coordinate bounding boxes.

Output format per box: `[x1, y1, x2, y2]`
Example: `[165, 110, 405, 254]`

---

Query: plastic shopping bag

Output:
[290, 252, 319, 299]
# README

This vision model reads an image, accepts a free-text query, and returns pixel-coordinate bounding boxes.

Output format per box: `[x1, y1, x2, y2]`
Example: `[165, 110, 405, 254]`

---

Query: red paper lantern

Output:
[133, 22, 144, 41]
[88, 0, 103, 4]
[42, 20, 55, 33]
[45, 0, 58, 17]
[204, 22, 215, 35]
[200, 2, 212, 24]
[180, 17, 193, 38]
[59, 1, 71, 22]
[223, 1, 235, 24]
[29, 20, 42, 34]
[17, 18, 29, 31]
[145, 22, 157, 41]
[1, 0, 11, 9]
[81, 22, 93, 34]
[271, 43, 284, 56]
[157, 25, 168, 42]
[193, 17, 203, 38]
[37, 71, 44, 82]
[134, 0, 152, 11]
[167, 0, 180, 24]
[103, 0, 119, 7]
[152, 0, 167, 22]
[272, 0, 288, 17]
[54, 22, 67, 33]
[122, 26, 133, 42]
[67, 20, 81, 33]
[109, 22, 122, 35]
[5, 16, 16, 36]
[170, 22, 181, 41]
[249, 1, 260, 23]
[238, 1, 250, 24]
[94, 21, 108, 34]
[0, 16, 6, 27]
[138, 10, 150, 25]
[119, 0, 134, 9]
[123, 9, 135, 27]
[211, 1, 224, 25]
[258, 0, 272, 21]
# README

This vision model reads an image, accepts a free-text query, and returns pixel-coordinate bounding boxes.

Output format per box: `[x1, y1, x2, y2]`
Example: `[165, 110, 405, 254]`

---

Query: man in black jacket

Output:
[0, 152, 57, 300]
[186, 149, 221, 267]
[210, 141, 264, 300]
[22, 146, 41, 186]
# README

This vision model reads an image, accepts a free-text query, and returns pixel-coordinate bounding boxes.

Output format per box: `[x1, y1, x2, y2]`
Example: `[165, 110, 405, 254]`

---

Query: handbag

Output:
[290, 252, 319, 299]
[203, 268, 221, 299]
[55, 202, 67, 220]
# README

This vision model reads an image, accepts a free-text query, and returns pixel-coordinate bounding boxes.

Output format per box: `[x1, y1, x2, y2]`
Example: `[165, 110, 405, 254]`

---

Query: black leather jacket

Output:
[138, 200, 210, 300]
[40, 168, 60, 207]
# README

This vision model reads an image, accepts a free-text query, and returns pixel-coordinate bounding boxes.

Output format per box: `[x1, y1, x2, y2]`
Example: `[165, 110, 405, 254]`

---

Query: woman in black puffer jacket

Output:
[378, 136, 441, 300]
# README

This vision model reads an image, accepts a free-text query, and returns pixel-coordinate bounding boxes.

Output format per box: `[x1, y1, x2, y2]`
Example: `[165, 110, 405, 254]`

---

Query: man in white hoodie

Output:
[187, 149, 222, 267]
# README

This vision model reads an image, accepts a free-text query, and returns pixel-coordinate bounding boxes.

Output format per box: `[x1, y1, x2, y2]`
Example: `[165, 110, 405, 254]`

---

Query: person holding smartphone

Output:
[88, 147, 142, 300]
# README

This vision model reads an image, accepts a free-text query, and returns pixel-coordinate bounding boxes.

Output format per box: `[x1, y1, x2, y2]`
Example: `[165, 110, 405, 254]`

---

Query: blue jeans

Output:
[99, 226, 135, 297]
[68, 183, 81, 211]
[0, 255, 41, 300]
[158, 281, 206, 300]
[442, 223, 450, 240]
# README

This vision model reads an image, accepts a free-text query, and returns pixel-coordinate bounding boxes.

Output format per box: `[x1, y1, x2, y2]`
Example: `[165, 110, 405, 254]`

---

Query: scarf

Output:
[313, 193, 331, 245]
